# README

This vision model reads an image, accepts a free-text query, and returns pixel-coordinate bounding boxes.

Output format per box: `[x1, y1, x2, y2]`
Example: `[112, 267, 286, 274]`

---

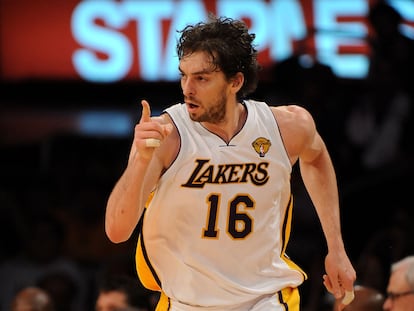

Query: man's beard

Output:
[189, 95, 227, 124]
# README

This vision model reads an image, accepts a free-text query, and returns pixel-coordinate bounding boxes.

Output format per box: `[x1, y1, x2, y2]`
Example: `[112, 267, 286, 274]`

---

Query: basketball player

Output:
[105, 15, 356, 310]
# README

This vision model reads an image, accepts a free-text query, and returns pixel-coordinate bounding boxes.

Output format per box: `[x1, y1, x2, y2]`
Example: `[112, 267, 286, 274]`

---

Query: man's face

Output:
[96, 291, 128, 311]
[383, 267, 414, 311]
[179, 51, 235, 124]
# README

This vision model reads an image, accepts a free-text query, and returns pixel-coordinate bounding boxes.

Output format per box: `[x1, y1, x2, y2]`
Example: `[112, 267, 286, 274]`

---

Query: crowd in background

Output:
[0, 1, 413, 310]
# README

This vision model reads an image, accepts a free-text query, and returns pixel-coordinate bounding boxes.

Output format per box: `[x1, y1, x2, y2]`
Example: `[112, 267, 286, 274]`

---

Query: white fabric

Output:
[142, 100, 304, 309]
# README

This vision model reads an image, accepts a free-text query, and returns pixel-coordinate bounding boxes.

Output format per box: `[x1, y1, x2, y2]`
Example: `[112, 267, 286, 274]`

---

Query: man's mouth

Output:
[187, 103, 198, 109]
[185, 99, 199, 109]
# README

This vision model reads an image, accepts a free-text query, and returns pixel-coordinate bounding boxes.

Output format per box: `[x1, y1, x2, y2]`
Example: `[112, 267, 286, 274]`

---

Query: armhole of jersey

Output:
[262, 102, 292, 170]
[159, 110, 181, 177]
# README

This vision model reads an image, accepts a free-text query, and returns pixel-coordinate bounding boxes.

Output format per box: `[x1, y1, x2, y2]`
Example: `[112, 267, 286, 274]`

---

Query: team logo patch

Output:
[252, 137, 271, 157]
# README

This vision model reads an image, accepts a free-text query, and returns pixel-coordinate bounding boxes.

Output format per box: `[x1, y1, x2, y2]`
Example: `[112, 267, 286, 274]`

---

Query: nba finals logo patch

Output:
[252, 137, 271, 157]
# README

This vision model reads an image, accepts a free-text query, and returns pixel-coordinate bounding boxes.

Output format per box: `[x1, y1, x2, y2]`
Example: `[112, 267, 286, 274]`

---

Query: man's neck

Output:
[201, 102, 247, 143]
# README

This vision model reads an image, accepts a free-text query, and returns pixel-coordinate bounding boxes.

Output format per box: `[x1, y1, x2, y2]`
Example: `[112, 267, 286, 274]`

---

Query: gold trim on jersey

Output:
[136, 192, 162, 291]
[280, 195, 308, 280]
[278, 287, 300, 311]
[135, 233, 161, 291]
[155, 291, 171, 311]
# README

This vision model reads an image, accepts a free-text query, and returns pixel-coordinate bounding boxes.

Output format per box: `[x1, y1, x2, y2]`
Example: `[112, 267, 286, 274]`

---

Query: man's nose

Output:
[182, 78, 195, 97]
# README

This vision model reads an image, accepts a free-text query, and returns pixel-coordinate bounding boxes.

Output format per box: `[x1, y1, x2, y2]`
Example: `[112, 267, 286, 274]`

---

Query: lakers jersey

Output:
[136, 100, 306, 309]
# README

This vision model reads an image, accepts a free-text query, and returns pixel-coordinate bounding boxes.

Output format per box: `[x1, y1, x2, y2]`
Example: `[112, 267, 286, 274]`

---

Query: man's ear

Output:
[231, 72, 244, 91]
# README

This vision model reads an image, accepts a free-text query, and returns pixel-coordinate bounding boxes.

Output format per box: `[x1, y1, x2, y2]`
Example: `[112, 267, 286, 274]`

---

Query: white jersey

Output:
[136, 100, 306, 310]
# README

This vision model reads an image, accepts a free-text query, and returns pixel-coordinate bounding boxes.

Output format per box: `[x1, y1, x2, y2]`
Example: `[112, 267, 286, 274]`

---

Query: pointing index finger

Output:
[140, 100, 152, 123]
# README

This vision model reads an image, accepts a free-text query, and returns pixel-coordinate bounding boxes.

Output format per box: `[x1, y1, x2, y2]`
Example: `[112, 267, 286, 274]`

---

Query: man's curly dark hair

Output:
[177, 14, 261, 100]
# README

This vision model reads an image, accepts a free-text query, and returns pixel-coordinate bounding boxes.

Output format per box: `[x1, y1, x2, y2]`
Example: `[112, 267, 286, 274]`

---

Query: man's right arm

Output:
[105, 100, 173, 243]
[105, 149, 158, 243]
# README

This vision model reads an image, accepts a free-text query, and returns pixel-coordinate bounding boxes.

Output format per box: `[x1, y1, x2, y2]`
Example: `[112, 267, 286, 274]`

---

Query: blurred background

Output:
[1, 0, 413, 310]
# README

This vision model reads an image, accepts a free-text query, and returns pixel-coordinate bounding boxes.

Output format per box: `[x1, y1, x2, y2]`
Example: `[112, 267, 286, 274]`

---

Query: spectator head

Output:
[11, 286, 54, 311]
[383, 256, 414, 311]
[95, 274, 151, 311]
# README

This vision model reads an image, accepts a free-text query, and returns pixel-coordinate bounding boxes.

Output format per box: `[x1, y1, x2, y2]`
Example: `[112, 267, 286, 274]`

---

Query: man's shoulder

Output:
[244, 100, 312, 125]
[271, 104, 316, 144]
[271, 104, 311, 121]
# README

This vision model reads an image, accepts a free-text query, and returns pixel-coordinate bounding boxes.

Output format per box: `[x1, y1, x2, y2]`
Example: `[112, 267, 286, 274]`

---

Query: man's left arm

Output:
[272, 104, 356, 305]
[299, 125, 356, 308]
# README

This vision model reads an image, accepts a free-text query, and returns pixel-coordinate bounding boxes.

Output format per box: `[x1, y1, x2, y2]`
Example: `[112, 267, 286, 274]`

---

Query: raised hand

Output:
[132, 100, 172, 161]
